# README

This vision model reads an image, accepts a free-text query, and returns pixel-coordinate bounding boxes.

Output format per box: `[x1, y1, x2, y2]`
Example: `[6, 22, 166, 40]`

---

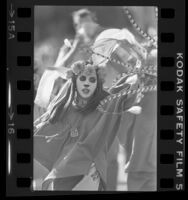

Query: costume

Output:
[34, 27, 152, 191]
[34, 73, 140, 190]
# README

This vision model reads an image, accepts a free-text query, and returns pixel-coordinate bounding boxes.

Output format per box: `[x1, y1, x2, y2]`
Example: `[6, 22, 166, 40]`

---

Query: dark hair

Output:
[48, 68, 108, 124]
[74, 68, 108, 113]
[72, 8, 97, 26]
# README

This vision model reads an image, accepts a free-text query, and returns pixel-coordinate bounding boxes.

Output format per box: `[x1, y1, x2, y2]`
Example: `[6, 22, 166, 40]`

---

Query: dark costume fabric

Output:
[34, 75, 138, 190]
[125, 91, 157, 172]
[125, 91, 157, 191]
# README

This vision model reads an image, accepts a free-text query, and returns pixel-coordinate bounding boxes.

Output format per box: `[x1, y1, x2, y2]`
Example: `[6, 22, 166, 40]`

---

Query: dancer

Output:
[33, 9, 106, 190]
[34, 60, 141, 190]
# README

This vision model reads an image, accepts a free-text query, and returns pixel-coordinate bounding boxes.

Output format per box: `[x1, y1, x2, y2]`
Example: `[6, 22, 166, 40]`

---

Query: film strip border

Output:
[157, 3, 185, 192]
[7, 0, 33, 196]
[6, 0, 185, 196]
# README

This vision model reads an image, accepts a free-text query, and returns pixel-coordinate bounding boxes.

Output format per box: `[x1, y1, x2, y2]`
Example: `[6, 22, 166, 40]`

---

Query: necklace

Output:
[70, 127, 79, 138]
[66, 103, 83, 138]
[72, 93, 88, 108]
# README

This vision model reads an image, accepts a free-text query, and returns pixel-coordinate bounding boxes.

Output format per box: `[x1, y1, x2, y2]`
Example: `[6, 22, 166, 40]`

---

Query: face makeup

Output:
[76, 68, 97, 99]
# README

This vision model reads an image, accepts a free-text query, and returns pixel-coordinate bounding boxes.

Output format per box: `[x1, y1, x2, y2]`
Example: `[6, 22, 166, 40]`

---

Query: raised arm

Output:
[97, 74, 141, 114]
[54, 36, 90, 69]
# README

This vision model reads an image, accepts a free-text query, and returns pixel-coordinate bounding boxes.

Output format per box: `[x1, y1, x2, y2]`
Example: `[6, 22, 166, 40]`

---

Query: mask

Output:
[76, 69, 97, 99]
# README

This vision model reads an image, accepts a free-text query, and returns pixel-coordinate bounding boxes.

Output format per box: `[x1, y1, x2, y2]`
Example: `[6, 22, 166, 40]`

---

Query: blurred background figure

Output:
[34, 40, 58, 120]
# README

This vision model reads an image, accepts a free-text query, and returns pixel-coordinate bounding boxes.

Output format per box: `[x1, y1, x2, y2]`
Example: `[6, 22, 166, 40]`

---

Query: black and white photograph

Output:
[33, 6, 157, 191]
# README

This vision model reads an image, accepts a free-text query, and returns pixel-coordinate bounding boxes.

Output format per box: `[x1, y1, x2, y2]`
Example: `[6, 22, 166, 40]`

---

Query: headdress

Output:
[65, 60, 106, 83]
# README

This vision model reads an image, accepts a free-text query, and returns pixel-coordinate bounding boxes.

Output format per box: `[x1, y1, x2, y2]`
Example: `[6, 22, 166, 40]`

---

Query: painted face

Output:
[76, 68, 97, 99]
